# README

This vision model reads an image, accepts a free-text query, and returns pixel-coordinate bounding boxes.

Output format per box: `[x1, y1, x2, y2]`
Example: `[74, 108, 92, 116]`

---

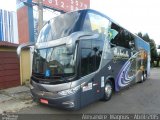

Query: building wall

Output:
[0, 47, 20, 89]
[20, 48, 31, 85]
[0, 46, 31, 87]
[0, 47, 16, 52]
[16, 1, 34, 84]
[17, 0, 34, 44]
[17, 6, 29, 44]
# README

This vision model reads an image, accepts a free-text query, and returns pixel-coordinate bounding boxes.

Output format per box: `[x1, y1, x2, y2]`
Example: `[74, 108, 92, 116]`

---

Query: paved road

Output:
[19, 68, 160, 114]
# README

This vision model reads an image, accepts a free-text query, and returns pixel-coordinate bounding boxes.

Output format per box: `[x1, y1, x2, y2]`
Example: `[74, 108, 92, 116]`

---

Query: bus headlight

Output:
[58, 85, 80, 96]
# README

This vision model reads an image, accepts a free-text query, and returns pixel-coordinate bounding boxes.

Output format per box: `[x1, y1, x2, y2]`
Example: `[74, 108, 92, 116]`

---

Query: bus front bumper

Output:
[30, 86, 81, 110]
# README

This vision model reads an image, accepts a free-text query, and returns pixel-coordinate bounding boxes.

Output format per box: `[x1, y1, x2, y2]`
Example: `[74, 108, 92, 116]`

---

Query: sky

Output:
[0, 0, 16, 11]
[90, 0, 160, 45]
[0, 0, 160, 45]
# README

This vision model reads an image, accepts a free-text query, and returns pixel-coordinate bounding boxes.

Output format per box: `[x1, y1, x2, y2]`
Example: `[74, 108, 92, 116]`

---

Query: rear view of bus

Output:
[19, 9, 150, 110]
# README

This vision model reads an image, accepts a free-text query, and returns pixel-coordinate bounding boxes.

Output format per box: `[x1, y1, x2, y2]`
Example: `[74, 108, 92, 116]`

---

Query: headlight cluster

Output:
[58, 85, 80, 96]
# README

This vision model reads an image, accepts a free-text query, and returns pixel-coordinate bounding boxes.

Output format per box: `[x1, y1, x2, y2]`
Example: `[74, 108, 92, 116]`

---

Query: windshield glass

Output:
[37, 11, 81, 43]
[32, 45, 75, 79]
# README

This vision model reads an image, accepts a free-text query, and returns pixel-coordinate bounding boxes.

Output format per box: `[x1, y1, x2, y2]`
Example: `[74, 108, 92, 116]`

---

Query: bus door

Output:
[79, 39, 103, 106]
[80, 43, 95, 106]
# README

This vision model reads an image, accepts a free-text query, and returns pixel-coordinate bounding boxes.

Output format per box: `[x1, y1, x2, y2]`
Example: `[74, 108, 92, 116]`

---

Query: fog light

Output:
[62, 101, 75, 108]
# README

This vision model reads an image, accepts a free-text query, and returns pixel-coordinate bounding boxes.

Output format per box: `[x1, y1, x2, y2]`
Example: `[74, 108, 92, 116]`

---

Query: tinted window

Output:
[81, 49, 94, 76]
[81, 39, 92, 48]
[82, 12, 110, 41]
[92, 40, 103, 70]
[32, 45, 75, 77]
[81, 40, 104, 77]
[37, 11, 81, 43]
[110, 23, 135, 49]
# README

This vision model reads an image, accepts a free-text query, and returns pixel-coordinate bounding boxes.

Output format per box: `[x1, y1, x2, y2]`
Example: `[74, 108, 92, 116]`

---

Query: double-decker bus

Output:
[17, 9, 150, 110]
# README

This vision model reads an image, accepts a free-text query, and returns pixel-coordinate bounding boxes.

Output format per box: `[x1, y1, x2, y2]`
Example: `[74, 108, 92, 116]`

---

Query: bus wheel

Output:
[103, 80, 113, 101]
[144, 72, 147, 80]
[140, 73, 144, 83]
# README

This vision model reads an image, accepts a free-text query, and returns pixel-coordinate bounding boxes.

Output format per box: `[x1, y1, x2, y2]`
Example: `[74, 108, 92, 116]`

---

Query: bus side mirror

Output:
[17, 42, 35, 57]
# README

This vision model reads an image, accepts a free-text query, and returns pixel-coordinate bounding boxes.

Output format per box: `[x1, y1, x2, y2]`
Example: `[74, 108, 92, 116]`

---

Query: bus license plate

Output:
[40, 99, 48, 104]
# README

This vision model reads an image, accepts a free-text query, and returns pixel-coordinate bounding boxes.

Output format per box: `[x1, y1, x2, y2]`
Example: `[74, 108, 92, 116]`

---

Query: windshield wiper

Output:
[33, 72, 45, 78]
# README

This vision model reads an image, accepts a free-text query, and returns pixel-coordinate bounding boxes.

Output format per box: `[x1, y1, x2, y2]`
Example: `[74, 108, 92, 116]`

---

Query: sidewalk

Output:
[0, 85, 37, 114]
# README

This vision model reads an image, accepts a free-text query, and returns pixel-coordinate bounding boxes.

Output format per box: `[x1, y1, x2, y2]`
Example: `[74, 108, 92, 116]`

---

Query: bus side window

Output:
[92, 40, 104, 70]
[80, 40, 103, 77]
[81, 48, 94, 76]
[82, 11, 110, 41]
[82, 13, 92, 32]
[129, 34, 136, 50]
[81, 40, 92, 77]
[110, 23, 135, 50]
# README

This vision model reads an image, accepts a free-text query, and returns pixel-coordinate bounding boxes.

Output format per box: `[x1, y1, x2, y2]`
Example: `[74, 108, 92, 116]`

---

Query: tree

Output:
[137, 32, 143, 38]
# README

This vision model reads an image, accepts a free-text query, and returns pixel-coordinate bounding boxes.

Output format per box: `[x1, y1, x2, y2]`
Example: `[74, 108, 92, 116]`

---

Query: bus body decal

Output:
[115, 52, 139, 91]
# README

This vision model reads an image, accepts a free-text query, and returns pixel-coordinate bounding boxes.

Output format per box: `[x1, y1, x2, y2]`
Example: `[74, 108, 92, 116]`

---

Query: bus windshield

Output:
[37, 11, 81, 43]
[32, 45, 75, 79]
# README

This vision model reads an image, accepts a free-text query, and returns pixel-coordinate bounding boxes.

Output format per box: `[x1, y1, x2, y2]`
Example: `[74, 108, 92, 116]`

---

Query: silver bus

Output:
[17, 9, 150, 110]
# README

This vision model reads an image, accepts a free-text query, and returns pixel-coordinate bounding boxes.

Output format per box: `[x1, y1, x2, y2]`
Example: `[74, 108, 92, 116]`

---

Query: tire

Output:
[103, 80, 113, 101]
[143, 72, 147, 81]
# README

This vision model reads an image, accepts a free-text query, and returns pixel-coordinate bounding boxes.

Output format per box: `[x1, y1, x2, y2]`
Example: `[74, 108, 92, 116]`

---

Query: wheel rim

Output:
[144, 73, 147, 79]
[105, 84, 112, 98]
[141, 74, 144, 81]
